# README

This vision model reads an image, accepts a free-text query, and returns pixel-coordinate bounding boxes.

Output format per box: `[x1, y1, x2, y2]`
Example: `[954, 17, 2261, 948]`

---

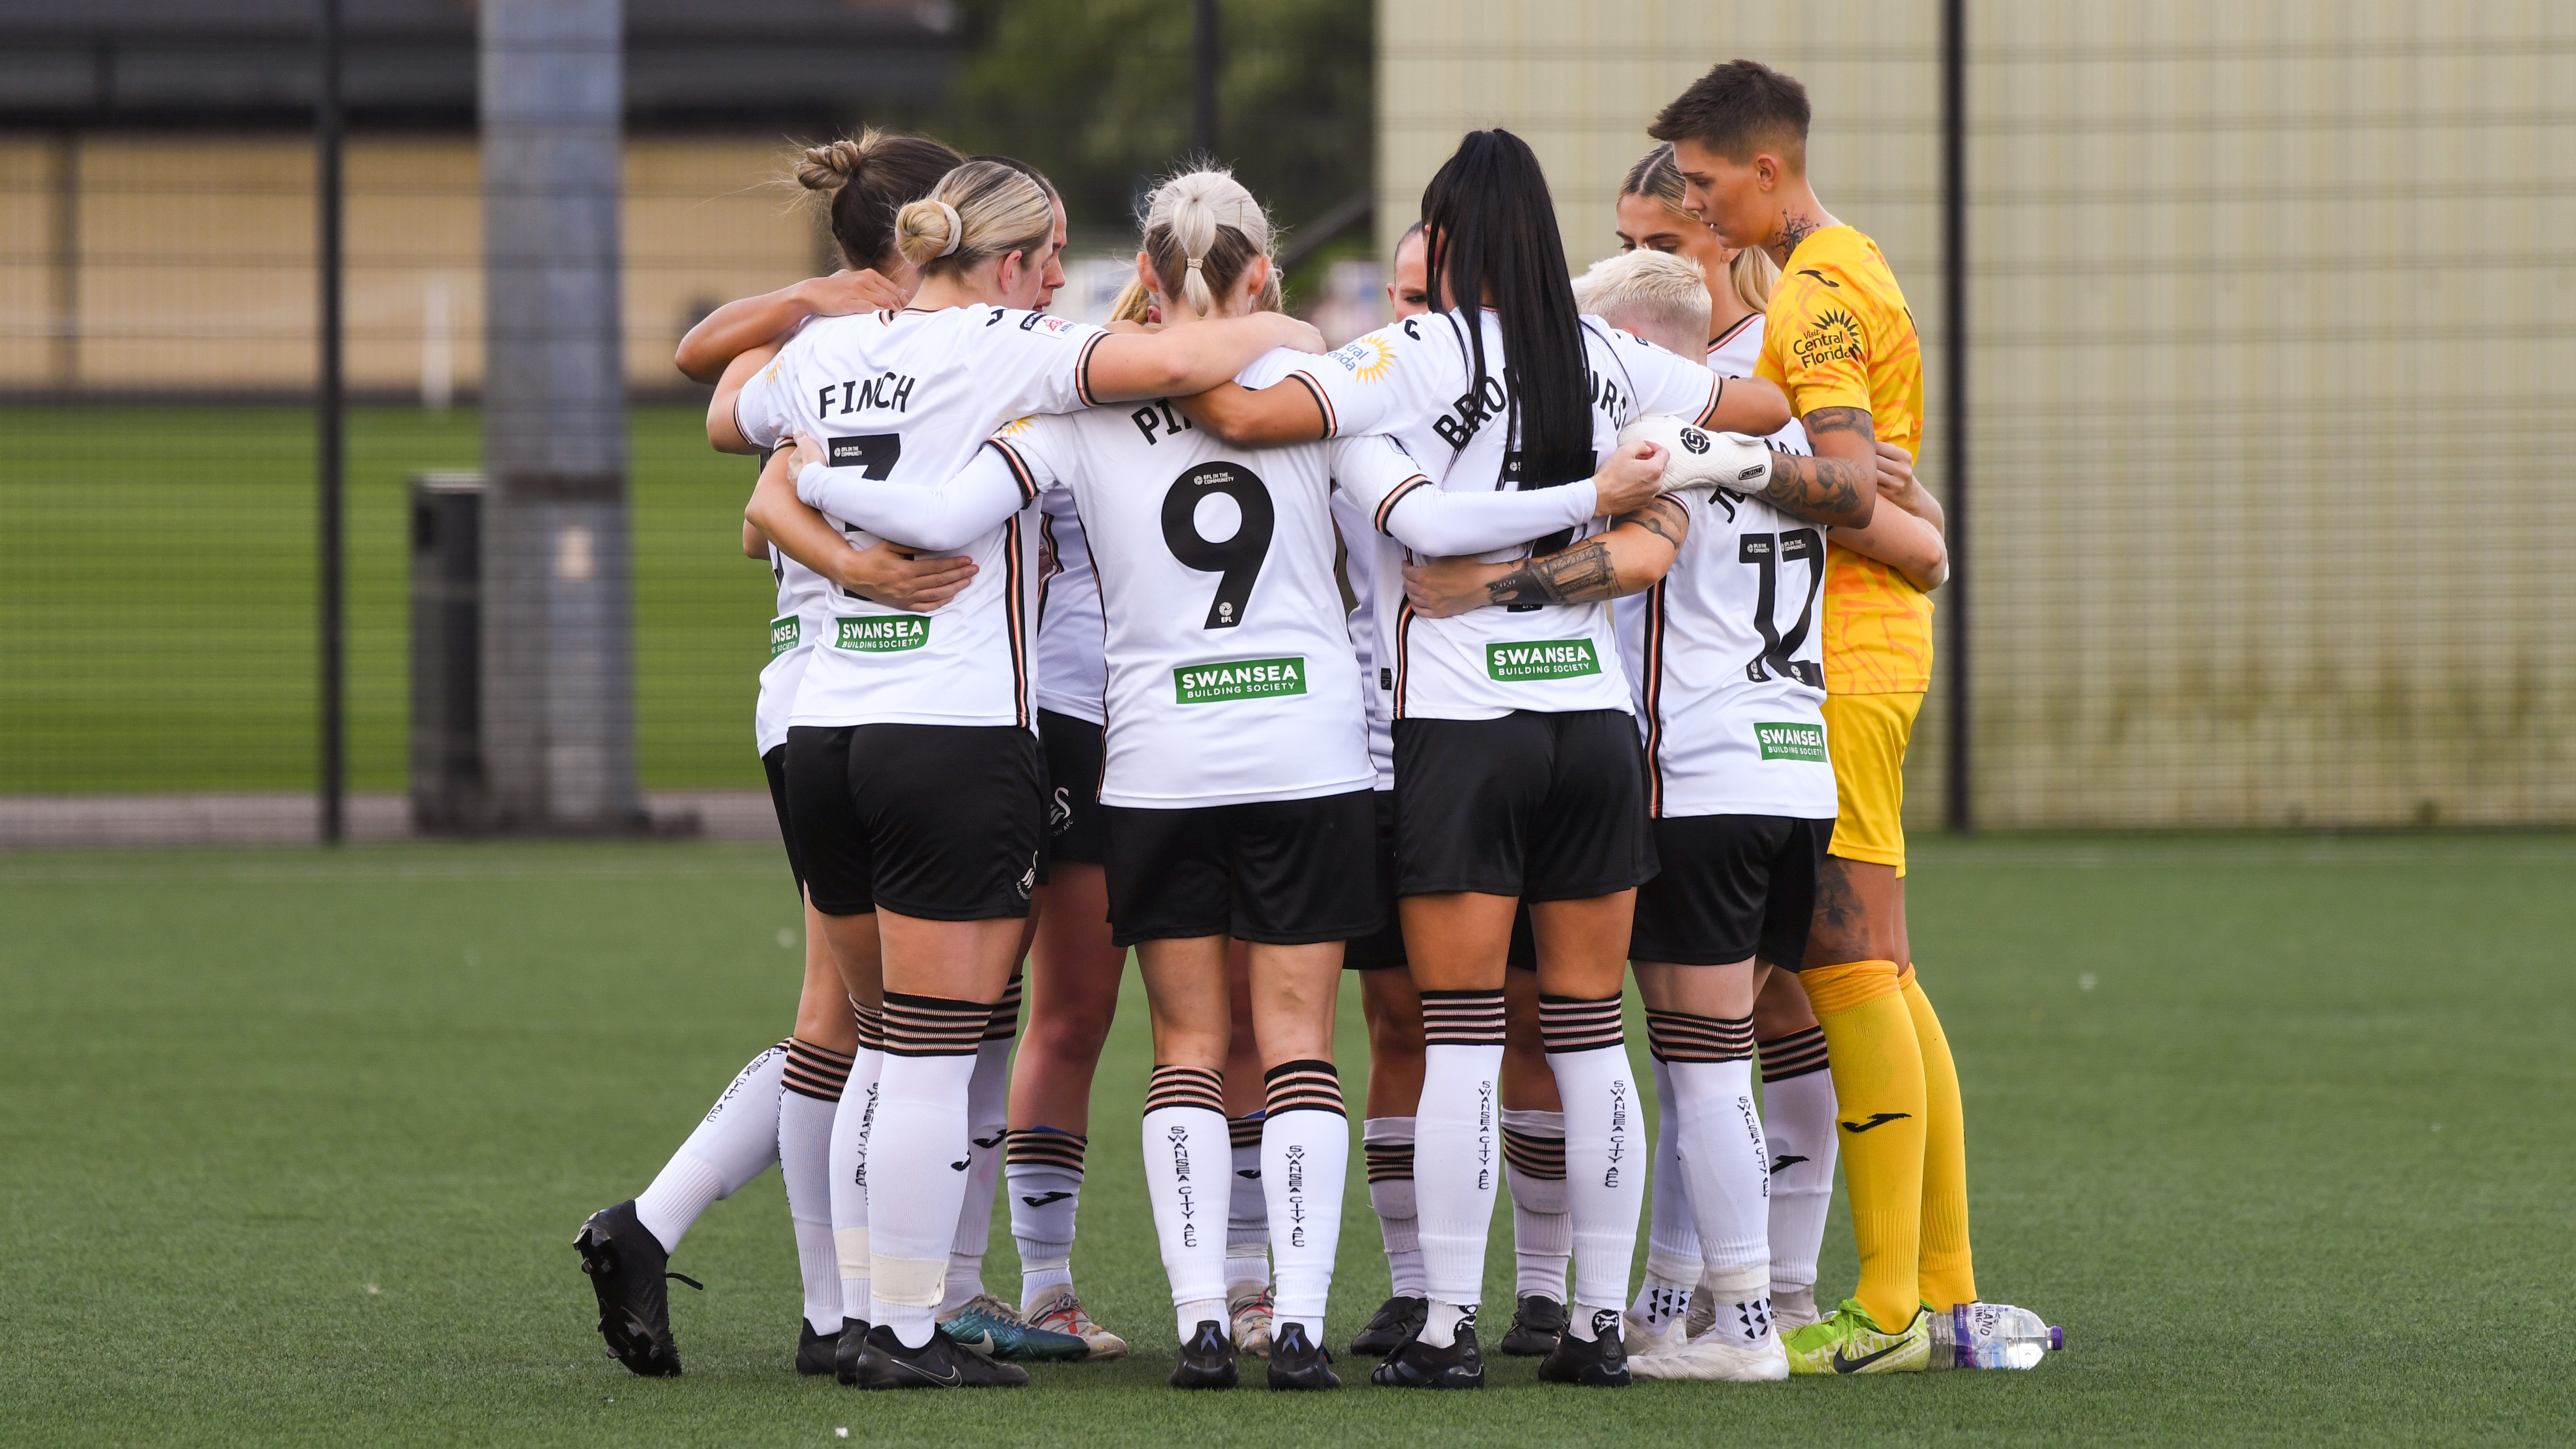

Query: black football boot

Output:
[573, 1201, 698, 1377]
[832, 1318, 872, 1385]
[795, 1320, 838, 1376]
[1349, 1295, 1427, 1356]
[849, 1322, 1029, 1388]
[1498, 1294, 1568, 1356]
[1169, 1319, 1240, 1388]
[1535, 1307, 1632, 1387]
[1267, 1321, 1342, 1389]
[1369, 1308, 1485, 1389]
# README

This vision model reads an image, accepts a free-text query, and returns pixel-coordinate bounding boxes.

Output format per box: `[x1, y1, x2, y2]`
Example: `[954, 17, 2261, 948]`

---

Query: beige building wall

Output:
[1380, 0, 2574, 828]
[0, 135, 826, 396]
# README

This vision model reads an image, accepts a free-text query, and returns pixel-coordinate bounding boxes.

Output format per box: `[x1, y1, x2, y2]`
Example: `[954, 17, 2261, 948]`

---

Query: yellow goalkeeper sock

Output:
[1901, 965, 1976, 1309]
[1802, 958, 1925, 1333]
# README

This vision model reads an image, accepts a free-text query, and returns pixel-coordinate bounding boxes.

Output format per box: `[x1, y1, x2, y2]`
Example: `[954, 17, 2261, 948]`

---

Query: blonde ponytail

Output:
[894, 159, 1055, 277]
[1140, 166, 1276, 317]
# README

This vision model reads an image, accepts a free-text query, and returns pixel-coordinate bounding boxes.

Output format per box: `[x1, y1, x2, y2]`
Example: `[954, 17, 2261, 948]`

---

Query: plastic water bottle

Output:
[1926, 1302, 2062, 1369]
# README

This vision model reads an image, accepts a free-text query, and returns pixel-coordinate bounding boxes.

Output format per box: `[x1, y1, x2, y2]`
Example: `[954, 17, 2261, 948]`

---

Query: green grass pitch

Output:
[2, 833, 2569, 1445]
[0, 404, 775, 795]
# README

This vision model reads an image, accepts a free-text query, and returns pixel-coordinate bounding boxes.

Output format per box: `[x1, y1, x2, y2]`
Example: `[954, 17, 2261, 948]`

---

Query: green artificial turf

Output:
[0, 404, 775, 795]
[1, 833, 2570, 1445]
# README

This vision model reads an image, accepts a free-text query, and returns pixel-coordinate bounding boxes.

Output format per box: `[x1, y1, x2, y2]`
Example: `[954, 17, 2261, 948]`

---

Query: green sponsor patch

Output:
[1174, 656, 1307, 705]
[768, 615, 800, 659]
[833, 615, 929, 653]
[1486, 639, 1602, 682]
[1755, 721, 1828, 762]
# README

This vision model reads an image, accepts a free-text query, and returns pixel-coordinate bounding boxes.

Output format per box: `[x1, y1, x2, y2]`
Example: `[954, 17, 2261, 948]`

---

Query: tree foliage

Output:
[933, 0, 1372, 245]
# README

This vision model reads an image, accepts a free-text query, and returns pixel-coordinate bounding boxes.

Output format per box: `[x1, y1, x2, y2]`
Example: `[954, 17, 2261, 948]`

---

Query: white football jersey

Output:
[733, 304, 1108, 730]
[1033, 489, 1107, 725]
[1250, 310, 1726, 721]
[991, 406, 1377, 808]
[1329, 489, 1394, 789]
[1708, 315, 1811, 457]
[1614, 484, 1835, 819]
[755, 540, 835, 755]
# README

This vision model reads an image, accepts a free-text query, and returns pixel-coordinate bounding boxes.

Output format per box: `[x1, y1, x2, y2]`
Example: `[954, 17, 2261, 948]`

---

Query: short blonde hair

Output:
[892, 159, 1056, 277]
[1574, 249, 1712, 347]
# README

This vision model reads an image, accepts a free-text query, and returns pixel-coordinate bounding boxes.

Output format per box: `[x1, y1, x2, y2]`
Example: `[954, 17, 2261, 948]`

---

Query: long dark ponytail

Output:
[1418, 130, 1592, 489]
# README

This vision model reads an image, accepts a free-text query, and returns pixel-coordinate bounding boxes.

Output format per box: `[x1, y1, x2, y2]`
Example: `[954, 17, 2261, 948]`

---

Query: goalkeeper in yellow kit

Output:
[1652, 58, 1975, 1374]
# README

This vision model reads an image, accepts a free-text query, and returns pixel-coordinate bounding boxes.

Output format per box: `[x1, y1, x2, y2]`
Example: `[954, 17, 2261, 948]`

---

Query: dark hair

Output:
[1417, 130, 1591, 489]
[1647, 58, 1811, 166]
[795, 131, 966, 272]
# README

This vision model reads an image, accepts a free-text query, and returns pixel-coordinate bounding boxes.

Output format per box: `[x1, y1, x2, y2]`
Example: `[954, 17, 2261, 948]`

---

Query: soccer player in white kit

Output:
[1402, 249, 1925, 1382]
[785, 166, 1676, 1390]
[572, 130, 972, 1382]
[1186, 130, 1796, 1389]
[731, 157, 1325, 1391]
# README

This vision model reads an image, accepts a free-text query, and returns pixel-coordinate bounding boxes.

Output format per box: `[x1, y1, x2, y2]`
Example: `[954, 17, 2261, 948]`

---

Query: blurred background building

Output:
[0, 0, 2567, 840]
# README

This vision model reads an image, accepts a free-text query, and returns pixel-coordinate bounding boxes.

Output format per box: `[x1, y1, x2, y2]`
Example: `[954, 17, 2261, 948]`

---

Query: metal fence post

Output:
[477, 0, 640, 833]
[1941, 0, 1971, 834]
[316, 0, 345, 844]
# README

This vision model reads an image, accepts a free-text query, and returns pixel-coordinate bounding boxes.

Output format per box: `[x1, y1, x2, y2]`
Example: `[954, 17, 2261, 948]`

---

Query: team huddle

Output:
[574, 58, 2053, 1393]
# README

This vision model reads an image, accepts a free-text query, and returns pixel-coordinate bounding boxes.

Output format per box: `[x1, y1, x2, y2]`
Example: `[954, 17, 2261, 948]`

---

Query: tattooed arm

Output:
[1401, 496, 1691, 618]
[1760, 405, 1877, 528]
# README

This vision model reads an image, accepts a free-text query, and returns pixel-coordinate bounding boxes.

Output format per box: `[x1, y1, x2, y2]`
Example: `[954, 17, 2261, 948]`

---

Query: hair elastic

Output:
[932, 200, 963, 257]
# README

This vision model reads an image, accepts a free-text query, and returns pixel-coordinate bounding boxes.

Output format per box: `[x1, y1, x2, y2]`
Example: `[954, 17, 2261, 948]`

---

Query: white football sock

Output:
[1419, 1297, 1475, 1350]
[634, 1040, 787, 1254]
[939, 1028, 1016, 1315]
[1006, 1127, 1085, 1309]
[1414, 989, 1507, 1312]
[865, 993, 989, 1348]
[1362, 1116, 1427, 1297]
[830, 1007, 886, 1326]
[1542, 994, 1645, 1317]
[1500, 1108, 1570, 1302]
[1226, 1113, 1269, 1293]
[780, 1038, 853, 1334]
[1659, 1011, 1771, 1342]
[1629, 1056, 1700, 1329]
[1261, 1061, 1347, 1344]
[1758, 1028, 1838, 1295]
[1142, 1066, 1231, 1344]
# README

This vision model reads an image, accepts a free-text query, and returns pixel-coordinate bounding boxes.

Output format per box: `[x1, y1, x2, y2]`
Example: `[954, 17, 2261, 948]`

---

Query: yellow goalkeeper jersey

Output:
[1755, 225, 1933, 696]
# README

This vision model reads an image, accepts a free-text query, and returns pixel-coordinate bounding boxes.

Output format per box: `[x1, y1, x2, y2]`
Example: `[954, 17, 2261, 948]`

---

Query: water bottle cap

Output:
[2050, 1325, 2065, 1350]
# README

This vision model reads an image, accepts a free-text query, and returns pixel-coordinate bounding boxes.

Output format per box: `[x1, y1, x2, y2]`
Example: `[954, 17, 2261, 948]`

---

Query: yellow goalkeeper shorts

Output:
[1822, 690, 1923, 876]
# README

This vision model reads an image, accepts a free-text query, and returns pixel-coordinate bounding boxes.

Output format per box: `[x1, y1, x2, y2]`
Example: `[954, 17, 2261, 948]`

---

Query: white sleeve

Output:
[732, 353, 793, 451]
[1331, 434, 1597, 556]
[974, 309, 1114, 417]
[1238, 318, 1443, 438]
[1593, 320, 1723, 428]
[796, 434, 1050, 552]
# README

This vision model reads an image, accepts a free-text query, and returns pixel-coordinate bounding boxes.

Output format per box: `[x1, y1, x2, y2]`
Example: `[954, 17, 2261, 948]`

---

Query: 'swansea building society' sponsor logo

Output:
[769, 616, 800, 659]
[834, 616, 929, 652]
[1755, 721, 1829, 762]
[1487, 640, 1602, 682]
[1174, 656, 1307, 705]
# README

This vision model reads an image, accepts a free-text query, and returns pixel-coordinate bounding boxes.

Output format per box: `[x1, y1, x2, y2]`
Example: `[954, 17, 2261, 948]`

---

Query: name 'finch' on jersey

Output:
[733, 303, 1110, 731]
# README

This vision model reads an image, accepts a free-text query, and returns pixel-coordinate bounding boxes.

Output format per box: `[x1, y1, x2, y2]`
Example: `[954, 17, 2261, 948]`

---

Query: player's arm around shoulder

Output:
[1402, 491, 1692, 619]
[1757, 405, 1876, 529]
[1827, 442, 1945, 591]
